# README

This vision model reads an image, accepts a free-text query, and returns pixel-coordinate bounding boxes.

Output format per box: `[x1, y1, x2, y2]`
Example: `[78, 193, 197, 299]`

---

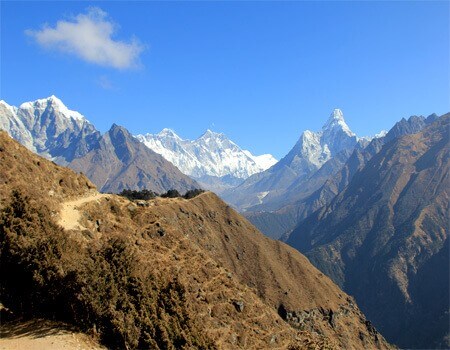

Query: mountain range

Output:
[137, 129, 276, 193]
[0, 95, 447, 349]
[222, 109, 365, 211]
[0, 130, 392, 349]
[220, 109, 384, 241]
[0, 96, 276, 194]
[246, 113, 441, 240]
[286, 114, 449, 348]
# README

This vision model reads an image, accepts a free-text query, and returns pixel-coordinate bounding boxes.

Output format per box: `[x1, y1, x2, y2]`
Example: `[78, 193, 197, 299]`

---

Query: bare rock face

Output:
[0, 96, 101, 164]
[287, 114, 450, 349]
[68, 124, 200, 194]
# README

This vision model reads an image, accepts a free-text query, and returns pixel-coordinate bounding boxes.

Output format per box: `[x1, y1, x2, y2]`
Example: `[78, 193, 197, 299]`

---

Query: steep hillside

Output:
[0, 130, 95, 209]
[68, 124, 199, 194]
[0, 131, 392, 349]
[287, 114, 449, 348]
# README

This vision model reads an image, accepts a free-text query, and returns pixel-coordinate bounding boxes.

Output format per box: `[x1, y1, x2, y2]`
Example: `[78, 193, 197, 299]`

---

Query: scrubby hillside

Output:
[0, 131, 392, 349]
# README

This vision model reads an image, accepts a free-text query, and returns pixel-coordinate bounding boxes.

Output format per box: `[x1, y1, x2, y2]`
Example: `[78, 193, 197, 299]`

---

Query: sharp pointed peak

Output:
[109, 123, 127, 131]
[324, 108, 345, 125]
[322, 108, 355, 136]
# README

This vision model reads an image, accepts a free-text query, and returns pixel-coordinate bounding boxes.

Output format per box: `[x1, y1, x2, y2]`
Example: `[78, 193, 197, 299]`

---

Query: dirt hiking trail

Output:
[0, 319, 105, 350]
[58, 192, 111, 231]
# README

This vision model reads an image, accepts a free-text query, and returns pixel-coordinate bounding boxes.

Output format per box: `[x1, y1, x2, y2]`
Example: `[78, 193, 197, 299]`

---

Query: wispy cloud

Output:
[25, 7, 145, 69]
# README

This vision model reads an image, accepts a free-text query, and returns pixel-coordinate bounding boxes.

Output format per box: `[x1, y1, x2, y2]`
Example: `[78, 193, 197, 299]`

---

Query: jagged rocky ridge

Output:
[0, 97, 199, 194]
[0, 96, 100, 164]
[136, 129, 277, 193]
[287, 114, 449, 349]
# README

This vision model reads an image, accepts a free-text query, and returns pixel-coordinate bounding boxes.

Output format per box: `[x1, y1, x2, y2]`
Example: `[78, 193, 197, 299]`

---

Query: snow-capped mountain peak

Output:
[322, 108, 355, 136]
[358, 130, 388, 142]
[157, 128, 182, 139]
[0, 97, 99, 163]
[281, 109, 358, 173]
[136, 129, 277, 181]
[243, 150, 277, 170]
[19, 96, 86, 121]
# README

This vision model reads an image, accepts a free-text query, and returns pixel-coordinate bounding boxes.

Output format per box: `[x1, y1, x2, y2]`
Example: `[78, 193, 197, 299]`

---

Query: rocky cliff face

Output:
[68, 124, 200, 194]
[287, 114, 449, 349]
[0, 96, 100, 164]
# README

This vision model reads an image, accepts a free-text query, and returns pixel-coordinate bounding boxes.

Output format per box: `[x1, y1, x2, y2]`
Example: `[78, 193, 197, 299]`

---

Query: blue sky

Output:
[1, 1, 449, 159]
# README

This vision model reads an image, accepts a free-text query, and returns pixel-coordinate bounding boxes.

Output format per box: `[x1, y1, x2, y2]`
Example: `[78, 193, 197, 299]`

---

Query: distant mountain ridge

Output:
[0, 96, 100, 164]
[0, 97, 198, 193]
[136, 128, 277, 192]
[0, 96, 275, 194]
[249, 113, 440, 240]
[222, 109, 371, 213]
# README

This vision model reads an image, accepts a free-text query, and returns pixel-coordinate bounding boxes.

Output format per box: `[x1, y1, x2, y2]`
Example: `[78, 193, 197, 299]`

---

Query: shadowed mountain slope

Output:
[287, 114, 449, 348]
[68, 124, 199, 194]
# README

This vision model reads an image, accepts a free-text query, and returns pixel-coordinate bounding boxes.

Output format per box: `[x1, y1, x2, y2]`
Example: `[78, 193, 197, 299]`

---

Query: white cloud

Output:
[26, 7, 145, 69]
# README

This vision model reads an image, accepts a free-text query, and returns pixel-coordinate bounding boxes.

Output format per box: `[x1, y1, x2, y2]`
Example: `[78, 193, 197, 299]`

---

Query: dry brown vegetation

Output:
[0, 131, 393, 349]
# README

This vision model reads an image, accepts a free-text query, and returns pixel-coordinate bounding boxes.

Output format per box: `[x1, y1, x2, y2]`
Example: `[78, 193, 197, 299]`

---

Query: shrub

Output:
[0, 190, 215, 349]
[119, 188, 157, 200]
[160, 189, 181, 198]
[183, 189, 205, 199]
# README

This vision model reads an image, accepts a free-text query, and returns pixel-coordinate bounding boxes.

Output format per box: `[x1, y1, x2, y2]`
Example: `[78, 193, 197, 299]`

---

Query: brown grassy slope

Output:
[0, 131, 330, 349]
[79, 190, 393, 349]
[0, 131, 95, 210]
[79, 195, 337, 349]
[0, 131, 392, 349]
